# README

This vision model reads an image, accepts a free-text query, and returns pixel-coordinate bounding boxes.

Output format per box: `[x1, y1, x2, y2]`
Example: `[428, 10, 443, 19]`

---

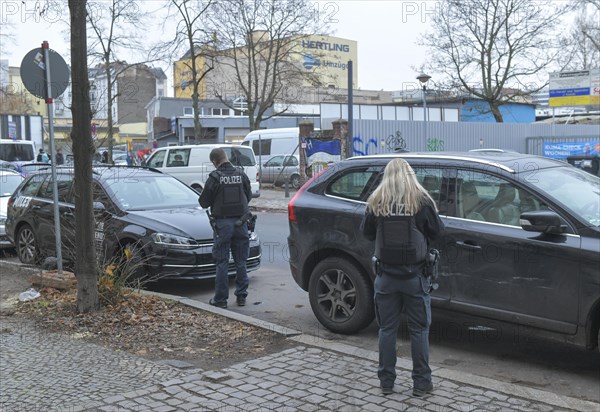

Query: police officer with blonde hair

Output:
[199, 148, 252, 308]
[361, 158, 444, 397]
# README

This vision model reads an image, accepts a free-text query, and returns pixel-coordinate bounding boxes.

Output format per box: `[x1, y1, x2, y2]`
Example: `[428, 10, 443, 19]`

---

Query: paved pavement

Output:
[1, 189, 599, 411]
[250, 186, 294, 212]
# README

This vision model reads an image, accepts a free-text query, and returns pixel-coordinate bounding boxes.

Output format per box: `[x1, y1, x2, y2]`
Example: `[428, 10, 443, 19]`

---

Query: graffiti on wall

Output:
[351, 130, 408, 156]
[426, 138, 444, 151]
[352, 135, 378, 156]
[386, 131, 407, 152]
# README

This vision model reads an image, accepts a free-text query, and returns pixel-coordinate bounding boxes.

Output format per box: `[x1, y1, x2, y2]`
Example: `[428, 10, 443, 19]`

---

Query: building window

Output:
[211, 108, 230, 116]
[183, 107, 193, 116]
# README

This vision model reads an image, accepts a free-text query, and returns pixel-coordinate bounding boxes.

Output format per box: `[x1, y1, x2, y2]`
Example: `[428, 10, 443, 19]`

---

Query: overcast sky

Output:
[1, 1, 432, 92]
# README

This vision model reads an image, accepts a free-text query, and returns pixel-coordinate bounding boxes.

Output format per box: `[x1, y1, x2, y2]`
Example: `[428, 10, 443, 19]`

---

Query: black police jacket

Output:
[360, 198, 445, 276]
[198, 162, 251, 217]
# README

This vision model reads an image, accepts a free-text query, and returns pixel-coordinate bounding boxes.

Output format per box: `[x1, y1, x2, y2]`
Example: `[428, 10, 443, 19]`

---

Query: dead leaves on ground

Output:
[15, 287, 288, 368]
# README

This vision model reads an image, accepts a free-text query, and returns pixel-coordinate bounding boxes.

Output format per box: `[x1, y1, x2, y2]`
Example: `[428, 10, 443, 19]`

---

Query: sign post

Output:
[20, 42, 70, 274]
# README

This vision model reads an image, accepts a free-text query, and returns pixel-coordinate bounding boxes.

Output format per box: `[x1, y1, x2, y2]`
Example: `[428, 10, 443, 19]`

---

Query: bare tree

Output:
[155, 0, 216, 140]
[576, 0, 600, 51]
[419, 0, 564, 122]
[86, 0, 149, 161]
[559, 0, 600, 69]
[0, 92, 37, 114]
[207, 0, 330, 131]
[69, 0, 100, 313]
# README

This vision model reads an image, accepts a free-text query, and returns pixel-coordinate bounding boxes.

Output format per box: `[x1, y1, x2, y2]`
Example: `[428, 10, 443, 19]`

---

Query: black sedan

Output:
[287, 151, 600, 351]
[6, 166, 261, 280]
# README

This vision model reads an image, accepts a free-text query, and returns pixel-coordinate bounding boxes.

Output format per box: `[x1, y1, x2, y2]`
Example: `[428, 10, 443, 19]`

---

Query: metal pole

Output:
[42, 41, 63, 274]
[422, 84, 428, 141]
[258, 134, 262, 190]
[347, 60, 353, 159]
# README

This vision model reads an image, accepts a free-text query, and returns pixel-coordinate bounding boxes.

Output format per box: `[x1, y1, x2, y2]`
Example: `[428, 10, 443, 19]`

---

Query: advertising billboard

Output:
[549, 69, 600, 107]
[543, 140, 600, 159]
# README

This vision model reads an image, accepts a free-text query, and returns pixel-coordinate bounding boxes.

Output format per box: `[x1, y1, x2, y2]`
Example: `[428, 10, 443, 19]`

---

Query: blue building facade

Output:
[460, 99, 536, 123]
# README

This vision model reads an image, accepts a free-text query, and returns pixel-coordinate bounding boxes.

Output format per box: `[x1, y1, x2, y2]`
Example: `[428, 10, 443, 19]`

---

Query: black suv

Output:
[287, 151, 600, 350]
[6, 166, 261, 279]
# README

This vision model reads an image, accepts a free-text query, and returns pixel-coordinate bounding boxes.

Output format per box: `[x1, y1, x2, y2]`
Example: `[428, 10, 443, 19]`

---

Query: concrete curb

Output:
[149, 288, 599, 412]
[138, 289, 302, 338]
[4, 260, 599, 411]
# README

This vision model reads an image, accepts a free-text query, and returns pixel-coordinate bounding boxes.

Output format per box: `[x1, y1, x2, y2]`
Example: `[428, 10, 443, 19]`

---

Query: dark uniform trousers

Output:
[212, 217, 249, 303]
[374, 272, 432, 390]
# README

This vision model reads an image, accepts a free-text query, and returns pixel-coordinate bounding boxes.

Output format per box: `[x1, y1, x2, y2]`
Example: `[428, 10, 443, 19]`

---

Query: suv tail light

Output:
[288, 167, 329, 222]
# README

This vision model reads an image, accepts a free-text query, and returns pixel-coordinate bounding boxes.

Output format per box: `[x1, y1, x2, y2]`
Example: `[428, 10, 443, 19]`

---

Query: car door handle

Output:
[455, 241, 482, 251]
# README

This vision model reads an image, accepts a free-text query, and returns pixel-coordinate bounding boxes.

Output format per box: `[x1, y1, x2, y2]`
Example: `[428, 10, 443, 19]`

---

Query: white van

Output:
[0, 139, 36, 165]
[241, 127, 303, 164]
[144, 144, 260, 198]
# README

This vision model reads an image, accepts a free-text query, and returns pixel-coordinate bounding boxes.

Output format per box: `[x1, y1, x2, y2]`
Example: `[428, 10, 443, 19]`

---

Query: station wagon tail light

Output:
[288, 167, 329, 222]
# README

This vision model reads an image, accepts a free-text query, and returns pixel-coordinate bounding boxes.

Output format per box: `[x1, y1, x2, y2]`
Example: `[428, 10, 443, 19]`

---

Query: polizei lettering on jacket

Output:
[220, 175, 242, 184]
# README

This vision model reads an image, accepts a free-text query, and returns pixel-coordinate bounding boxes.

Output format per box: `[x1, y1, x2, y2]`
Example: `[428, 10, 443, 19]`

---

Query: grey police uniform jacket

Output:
[198, 162, 252, 217]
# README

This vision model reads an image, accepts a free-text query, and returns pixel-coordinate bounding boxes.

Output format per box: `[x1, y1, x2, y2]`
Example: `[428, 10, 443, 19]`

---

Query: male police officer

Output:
[199, 148, 252, 308]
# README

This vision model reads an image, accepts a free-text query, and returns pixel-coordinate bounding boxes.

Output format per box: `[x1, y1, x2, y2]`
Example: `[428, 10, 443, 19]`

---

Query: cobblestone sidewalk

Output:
[2, 315, 597, 412]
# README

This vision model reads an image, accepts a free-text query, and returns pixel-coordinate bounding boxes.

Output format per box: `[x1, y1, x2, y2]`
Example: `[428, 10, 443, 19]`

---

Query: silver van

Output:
[241, 127, 302, 164]
[145, 144, 260, 198]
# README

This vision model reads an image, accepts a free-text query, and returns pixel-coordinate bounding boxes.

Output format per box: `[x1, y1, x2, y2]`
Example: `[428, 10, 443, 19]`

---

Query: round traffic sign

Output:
[20, 47, 70, 99]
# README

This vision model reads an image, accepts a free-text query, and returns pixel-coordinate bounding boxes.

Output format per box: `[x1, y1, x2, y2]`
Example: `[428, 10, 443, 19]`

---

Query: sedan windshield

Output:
[104, 174, 200, 210]
[528, 166, 600, 226]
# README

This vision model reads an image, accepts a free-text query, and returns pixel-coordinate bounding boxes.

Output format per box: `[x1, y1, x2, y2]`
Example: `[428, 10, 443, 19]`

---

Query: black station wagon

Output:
[287, 151, 600, 350]
[6, 166, 261, 280]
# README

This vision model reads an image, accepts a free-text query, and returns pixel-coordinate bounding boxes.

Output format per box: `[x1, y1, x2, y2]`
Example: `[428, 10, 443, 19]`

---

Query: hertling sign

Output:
[549, 69, 600, 107]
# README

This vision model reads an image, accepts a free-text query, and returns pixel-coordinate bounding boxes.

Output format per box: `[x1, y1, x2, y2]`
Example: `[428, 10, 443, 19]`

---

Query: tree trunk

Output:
[490, 103, 504, 123]
[69, 0, 100, 313]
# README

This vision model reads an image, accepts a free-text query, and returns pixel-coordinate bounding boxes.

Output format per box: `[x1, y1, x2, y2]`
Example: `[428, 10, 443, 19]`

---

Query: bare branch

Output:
[419, 0, 566, 122]
[206, 0, 331, 130]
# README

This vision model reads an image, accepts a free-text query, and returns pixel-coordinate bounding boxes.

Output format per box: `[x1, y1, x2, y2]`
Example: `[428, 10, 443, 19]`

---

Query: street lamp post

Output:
[417, 73, 431, 141]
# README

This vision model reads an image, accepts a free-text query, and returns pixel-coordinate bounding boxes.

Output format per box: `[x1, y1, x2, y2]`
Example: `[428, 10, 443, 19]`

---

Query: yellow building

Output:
[173, 55, 209, 99]
[173, 34, 358, 100]
[291, 35, 358, 90]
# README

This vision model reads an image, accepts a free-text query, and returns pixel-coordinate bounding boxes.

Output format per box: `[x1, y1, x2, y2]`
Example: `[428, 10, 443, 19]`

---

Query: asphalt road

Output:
[148, 211, 600, 403]
[3, 210, 599, 402]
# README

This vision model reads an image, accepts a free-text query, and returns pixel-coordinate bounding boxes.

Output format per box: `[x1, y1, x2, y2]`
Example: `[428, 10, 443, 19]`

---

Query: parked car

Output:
[0, 169, 24, 250]
[287, 151, 600, 350]
[0, 139, 36, 164]
[260, 155, 301, 189]
[144, 144, 260, 198]
[18, 162, 52, 177]
[242, 127, 304, 164]
[0, 160, 19, 173]
[6, 166, 261, 280]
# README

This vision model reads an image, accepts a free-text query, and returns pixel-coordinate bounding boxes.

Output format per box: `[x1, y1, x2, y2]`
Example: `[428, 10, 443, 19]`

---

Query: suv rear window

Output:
[326, 167, 382, 201]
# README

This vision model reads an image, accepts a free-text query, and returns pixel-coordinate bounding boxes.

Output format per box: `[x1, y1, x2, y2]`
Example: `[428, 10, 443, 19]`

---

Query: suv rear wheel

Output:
[308, 257, 374, 334]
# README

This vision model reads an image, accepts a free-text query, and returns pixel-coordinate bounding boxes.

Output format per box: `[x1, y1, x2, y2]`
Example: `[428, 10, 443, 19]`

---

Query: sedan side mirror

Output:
[520, 210, 567, 235]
